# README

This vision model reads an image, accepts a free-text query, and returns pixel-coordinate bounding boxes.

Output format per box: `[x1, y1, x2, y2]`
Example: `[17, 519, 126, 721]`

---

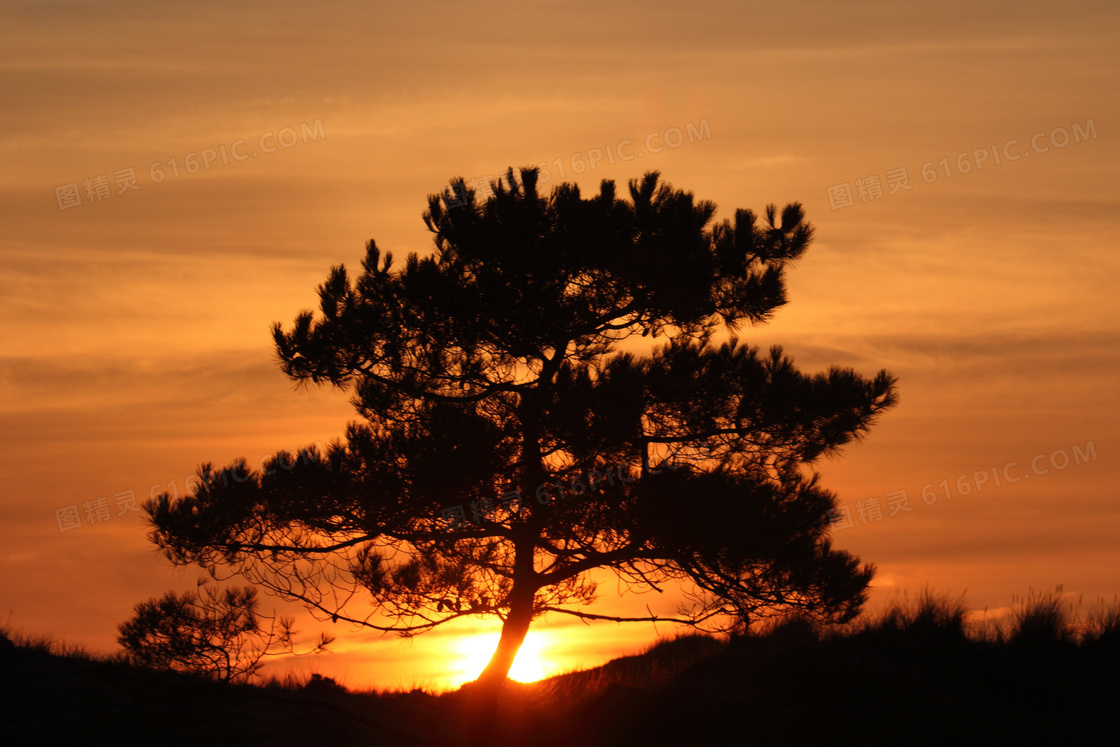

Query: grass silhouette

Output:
[2, 590, 1119, 745]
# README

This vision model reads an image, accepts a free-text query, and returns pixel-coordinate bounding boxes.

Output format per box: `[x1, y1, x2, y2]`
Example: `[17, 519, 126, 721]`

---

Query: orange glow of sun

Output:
[452, 633, 555, 687]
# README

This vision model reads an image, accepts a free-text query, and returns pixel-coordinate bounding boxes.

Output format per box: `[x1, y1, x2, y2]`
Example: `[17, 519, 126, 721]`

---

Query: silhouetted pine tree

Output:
[145, 168, 897, 699]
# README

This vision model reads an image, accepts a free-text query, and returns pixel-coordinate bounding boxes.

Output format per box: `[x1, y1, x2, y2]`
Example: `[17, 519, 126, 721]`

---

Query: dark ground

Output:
[2, 619, 1118, 746]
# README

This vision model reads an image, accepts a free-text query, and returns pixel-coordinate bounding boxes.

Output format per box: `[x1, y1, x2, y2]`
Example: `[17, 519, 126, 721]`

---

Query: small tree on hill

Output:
[118, 580, 332, 682]
[144, 168, 897, 694]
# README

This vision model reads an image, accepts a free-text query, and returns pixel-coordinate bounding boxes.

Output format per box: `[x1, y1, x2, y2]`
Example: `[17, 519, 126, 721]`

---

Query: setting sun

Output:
[452, 633, 556, 687]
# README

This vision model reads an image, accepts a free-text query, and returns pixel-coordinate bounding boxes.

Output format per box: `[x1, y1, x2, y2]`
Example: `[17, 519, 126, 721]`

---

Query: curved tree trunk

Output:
[466, 393, 546, 737]
[474, 395, 545, 692]
[465, 586, 536, 744]
[476, 587, 535, 690]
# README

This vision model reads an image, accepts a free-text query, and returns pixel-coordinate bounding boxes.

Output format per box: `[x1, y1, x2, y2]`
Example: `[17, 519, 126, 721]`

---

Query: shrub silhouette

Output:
[864, 588, 969, 641]
[1008, 586, 1077, 647]
[118, 579, 332, 682]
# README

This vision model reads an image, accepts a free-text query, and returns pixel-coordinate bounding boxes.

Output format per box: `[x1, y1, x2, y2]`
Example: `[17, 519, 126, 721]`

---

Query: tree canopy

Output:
[145, 167, 897, 691]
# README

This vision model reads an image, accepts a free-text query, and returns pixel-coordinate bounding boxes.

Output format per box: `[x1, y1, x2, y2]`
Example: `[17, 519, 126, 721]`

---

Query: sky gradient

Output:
[2, 0, 1117, 690]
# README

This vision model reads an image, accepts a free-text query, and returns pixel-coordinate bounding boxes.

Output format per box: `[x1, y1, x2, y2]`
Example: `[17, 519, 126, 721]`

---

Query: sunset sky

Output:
[2, 0, 1117, 691]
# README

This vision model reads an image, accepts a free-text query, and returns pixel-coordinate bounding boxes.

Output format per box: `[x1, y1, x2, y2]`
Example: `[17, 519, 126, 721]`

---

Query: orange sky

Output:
[2, 0, 1118, 690]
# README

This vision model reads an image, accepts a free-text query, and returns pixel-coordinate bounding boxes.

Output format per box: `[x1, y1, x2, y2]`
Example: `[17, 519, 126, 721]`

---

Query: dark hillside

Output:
[4, 595, 1119, 747]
